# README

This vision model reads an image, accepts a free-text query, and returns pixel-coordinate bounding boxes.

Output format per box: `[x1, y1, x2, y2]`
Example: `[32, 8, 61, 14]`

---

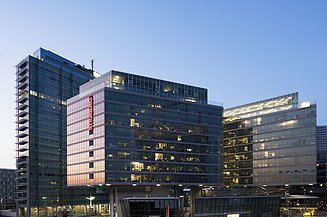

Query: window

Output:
[89, 151, 94, 157]
[89, 162, 94, 168]
[89, 140, 94, 146]
[89, 173, 94, 179]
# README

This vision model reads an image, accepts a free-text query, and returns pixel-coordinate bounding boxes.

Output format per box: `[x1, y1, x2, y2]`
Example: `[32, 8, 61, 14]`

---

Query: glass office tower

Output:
[15, 48, 96, 216]
[0, 169, 16, 210]
[67, 70, 223, 186]
[317, 126, 327, 184]
[223, 93, 317, 187]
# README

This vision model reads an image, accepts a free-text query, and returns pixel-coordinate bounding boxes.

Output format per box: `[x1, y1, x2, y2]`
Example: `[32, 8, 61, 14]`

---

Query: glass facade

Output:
[79, 70, 208, 104]
[317, 126, 327, 184]
[280, 195, 319, 216]
[223, 93, 317, 186]
[0, 169, 15, 210]
[15, 48, 111, 217]
[67, 71, 223, 186]
[195, 196, 281, 217]
[120, 197, 179, 217]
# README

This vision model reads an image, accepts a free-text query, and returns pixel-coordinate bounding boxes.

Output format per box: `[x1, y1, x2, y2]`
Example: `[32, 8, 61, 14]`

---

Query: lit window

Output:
[131, 174, 141, 182]
[155, 153, 164, 161]
[131, 162, 144, 171]
[118, 151, 130, 159]
[130, 118, 135, 127]
[156, 143, 167, 150]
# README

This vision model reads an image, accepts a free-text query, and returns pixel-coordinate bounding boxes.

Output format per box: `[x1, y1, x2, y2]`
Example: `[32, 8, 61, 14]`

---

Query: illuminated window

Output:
[163, 85, 171, 92]
[170, 156, 175, 161]
[131, 174, 141, 182]
[186, 157, 197, 162]
[108, 154, 113, 158]
[131, 162, 144, 171]
[29, 90, 37, 96]
[130, 118, 135, 127]
[118, 151, 129, 159]
[264, 151, 269, 158]
[232, 178, 239, 184]
[155, 153, 164, 161]
[156, 143, 167, 150]
[149, 104, 161, 109]
[177, 135, 182, 142]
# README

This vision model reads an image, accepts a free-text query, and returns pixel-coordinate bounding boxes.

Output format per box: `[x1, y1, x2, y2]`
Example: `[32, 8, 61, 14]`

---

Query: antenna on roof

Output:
[91, 59, 94, 71]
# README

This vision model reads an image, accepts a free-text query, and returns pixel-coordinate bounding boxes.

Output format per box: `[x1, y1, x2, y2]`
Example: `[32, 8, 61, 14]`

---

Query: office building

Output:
[223, 93, 317, 187]
[317, 126, 327, 184]
[0, 169, 15, 210]
[67, 70, 223, 216]
[195, 196, 281, 217]
[15, 48, 102, 216]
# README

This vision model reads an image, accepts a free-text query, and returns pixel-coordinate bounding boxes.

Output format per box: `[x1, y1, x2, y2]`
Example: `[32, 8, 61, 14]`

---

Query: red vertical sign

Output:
[166, 205, 169, 217]
[88, 96, 93, 131]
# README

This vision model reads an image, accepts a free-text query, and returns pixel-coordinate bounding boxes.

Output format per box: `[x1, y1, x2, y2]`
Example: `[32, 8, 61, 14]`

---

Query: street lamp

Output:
[86, 195, 95, 208]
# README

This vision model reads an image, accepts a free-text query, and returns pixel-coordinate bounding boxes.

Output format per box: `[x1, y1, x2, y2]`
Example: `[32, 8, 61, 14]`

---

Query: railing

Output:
[208, 100, 223, 107]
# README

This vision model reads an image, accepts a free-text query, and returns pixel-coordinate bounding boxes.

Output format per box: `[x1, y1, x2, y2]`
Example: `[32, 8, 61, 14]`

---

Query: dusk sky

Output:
[0, 1, 326, 168]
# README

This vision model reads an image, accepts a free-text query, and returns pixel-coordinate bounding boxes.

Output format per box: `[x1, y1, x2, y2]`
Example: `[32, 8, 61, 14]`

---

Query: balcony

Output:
[17, 156, 27, 163]
[17, 201, 28, 207]
[16, 104, 28, 111]
[16, 133, 27, 138]
[16, 146, 28, 152]
[16, 111, 27, 118]
[16, 82, 28, 90]
[16, 140, 28, 145]
[16, 96, 28, 104]
[16, 169, 27, 178]
[17, 166, 27, 173]
[16, 118, 28, 125]
[16, 67, 28, 77]
[17, 162, 27, 169]
[16, 59, 27, 70]
[16, 89, 28, 97]
[16, 125, 28, 132]
[17, 193, 28, 201]
[16, 74, 28, 83]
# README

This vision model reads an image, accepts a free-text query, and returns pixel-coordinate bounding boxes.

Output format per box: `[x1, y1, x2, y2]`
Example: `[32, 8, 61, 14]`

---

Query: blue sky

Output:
[0, 1, 326, 168]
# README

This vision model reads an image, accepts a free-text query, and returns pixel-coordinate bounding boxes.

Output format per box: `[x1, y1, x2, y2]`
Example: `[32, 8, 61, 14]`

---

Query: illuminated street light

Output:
[86, 195, 95, 208]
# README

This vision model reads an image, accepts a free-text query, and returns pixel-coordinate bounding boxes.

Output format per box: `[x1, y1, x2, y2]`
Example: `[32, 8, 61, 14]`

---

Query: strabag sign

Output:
[88, 96, 93, 131]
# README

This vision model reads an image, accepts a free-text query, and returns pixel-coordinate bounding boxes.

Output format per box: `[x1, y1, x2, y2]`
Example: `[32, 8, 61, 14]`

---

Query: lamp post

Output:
[86, 195, 95, 213]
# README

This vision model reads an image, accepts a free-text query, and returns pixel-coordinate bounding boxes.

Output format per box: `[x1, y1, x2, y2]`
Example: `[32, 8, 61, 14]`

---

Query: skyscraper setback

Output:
[15, 48, 95, 216]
